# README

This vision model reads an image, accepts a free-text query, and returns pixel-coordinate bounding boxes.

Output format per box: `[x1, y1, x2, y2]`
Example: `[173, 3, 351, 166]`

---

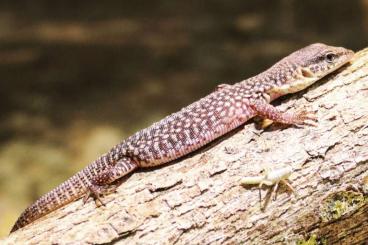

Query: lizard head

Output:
[267, 43, 354, 99]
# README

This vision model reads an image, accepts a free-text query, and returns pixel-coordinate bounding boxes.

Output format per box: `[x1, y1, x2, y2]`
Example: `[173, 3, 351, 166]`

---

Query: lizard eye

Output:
[325, 52, 336, 63]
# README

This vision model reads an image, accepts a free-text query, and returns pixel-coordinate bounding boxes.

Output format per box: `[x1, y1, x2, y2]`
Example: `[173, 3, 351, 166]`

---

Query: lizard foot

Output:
[83, 184, 118, 206]
[293, 108, 318, 127]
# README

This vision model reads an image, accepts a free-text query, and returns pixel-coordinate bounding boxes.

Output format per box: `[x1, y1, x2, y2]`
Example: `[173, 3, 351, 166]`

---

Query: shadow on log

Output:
[3, 48, 368, 245]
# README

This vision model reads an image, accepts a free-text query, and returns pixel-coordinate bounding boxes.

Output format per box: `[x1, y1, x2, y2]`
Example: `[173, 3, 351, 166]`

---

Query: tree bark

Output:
[3, 48, 368, 245]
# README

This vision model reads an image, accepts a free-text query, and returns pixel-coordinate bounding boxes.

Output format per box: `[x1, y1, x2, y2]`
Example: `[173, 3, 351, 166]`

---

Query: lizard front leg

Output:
[83, 157, 138, 205]
[249, 101, 317, 126]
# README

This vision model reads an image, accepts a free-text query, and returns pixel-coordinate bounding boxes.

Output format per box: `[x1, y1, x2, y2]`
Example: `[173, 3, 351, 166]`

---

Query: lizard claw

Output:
[294, 108, 318, 127]
[83, 185, 105, 206]
[83, 184, 118, 206]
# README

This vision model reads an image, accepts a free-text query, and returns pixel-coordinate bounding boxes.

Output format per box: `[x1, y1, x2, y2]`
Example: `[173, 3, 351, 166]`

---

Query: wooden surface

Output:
[3, 48, 368, 245]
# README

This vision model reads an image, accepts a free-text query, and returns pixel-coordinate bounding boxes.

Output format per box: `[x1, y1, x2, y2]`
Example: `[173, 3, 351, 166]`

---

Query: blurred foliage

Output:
[0, 0, 367, 237]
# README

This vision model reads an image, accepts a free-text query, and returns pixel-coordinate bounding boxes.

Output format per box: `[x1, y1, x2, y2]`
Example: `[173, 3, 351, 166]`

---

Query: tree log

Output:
[3, 48, 368, 245]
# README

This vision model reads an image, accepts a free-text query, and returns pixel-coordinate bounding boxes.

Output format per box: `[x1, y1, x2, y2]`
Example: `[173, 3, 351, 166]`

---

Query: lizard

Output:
[10, 43, 354, 233]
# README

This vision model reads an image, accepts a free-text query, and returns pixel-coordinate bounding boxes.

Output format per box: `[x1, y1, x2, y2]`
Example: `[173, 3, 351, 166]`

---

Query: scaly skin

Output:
[10, 43, 354, 233]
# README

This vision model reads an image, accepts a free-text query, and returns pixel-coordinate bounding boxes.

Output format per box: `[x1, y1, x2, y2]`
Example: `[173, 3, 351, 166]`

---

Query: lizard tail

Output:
[10, 172, 87, 233]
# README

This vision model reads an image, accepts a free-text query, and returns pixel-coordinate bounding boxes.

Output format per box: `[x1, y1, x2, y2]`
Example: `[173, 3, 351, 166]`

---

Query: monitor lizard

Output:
[10, 43, 354, 233]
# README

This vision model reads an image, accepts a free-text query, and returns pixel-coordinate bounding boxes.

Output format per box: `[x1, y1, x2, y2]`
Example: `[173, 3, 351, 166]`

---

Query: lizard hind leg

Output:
[83, 157, 138, 205]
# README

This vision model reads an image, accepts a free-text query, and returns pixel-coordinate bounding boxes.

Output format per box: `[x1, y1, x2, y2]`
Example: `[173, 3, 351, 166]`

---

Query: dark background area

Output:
[0, 0, 366, 236]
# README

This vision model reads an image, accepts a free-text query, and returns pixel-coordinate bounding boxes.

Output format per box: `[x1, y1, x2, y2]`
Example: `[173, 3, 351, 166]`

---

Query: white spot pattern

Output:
[119, 85, 259, 167]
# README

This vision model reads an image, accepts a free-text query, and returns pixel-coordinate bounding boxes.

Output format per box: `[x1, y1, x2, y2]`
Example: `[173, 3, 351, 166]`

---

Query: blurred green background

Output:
[0, 0, 366, 237]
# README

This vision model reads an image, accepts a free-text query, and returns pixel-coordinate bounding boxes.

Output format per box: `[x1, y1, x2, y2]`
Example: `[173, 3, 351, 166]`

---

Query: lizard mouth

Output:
[266, 51, 354, 101]
[315, 50, 355, 79]
[284, 49, 354, 93]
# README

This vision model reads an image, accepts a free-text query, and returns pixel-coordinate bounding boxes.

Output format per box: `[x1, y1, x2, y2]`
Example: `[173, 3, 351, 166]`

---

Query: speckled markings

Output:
[11, 43, 354, 233]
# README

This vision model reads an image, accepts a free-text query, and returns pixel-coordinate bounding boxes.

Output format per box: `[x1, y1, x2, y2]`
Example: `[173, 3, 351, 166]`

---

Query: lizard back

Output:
[120, 85, 258, 167]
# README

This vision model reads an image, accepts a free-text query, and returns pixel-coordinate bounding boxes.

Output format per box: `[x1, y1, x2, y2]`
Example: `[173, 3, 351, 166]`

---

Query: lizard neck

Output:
[236, 59, 302, 103]
[235, 68, 291, 103]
